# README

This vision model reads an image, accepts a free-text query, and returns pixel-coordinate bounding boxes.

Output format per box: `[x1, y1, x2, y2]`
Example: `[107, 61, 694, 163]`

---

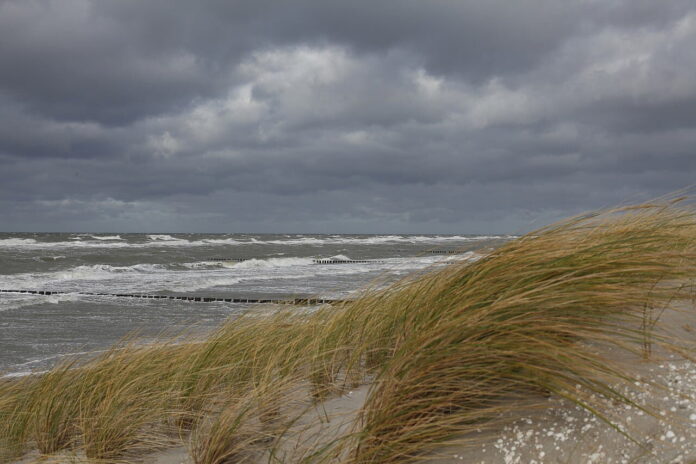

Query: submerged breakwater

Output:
[0, 232, 509, 375]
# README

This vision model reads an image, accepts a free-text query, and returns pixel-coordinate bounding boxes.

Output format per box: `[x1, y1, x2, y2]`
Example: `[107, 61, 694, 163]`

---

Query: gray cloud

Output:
[1, 0, 695, 233]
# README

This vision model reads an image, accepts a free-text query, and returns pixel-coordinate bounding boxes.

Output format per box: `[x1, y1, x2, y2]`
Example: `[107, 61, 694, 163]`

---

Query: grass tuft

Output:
[28, 360, 81, 454]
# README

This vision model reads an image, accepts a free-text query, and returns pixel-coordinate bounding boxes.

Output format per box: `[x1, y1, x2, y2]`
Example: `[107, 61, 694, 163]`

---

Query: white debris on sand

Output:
[13, 358, 696, 464]
[432, 357, 696, 464]
[12, 304, 696, 464]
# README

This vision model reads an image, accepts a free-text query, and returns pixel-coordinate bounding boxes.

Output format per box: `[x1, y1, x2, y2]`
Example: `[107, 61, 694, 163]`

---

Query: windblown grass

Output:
[75, 344, 178, 461]
[188, 374, 305, 464]
[340, 203, 696, 463]
[28, 360, 80, 454]
[1, 200, 696, 463]
[190, 396, 262, 464]
[0, 377, 32, 463]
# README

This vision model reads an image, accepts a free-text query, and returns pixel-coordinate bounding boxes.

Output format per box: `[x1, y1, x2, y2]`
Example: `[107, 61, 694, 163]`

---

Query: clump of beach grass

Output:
[0, 200, 695, 463]
[189, 395, 263, 464]
[76, 341, 197, 461]
[188, 374, 305, 464]
[336, 203, 696, 462]
[0, 377, 32, 463]
[27, 360, 81, 454]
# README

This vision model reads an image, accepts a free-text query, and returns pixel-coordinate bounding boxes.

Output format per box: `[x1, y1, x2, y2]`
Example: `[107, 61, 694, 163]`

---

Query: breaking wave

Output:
[0, 234, 513, 250]
[89, 235, 122, 241]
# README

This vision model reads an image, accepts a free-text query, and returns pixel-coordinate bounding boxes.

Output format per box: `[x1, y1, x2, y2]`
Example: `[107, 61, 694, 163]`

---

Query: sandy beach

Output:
[134, 307, 696, 463]
[12, 359, 696, 464]
[10, 300, 696, 464]
[4, 204, 696, 464]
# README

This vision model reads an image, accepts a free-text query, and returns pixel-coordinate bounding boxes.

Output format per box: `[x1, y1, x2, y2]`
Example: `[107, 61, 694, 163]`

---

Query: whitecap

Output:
[225, 257, 315, 269]
[0, 238, 38, 246]
[198, 238, 244, 245]
[148, 234, 187, 242]
[89, 235, 122, 241]
[0, 234, 513, 250]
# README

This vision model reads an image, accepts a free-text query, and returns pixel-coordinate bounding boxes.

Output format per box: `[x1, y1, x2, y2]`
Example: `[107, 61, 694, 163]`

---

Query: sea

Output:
[0, 232, 512, 377]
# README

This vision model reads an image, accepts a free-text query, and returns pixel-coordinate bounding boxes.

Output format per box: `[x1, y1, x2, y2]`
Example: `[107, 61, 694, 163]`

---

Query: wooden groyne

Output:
[0, 289, 345, 305]
[209, 258, 386, 264]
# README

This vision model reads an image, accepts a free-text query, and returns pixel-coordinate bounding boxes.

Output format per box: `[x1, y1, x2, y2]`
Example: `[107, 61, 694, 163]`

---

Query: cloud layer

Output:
[1, 0, 695, 233]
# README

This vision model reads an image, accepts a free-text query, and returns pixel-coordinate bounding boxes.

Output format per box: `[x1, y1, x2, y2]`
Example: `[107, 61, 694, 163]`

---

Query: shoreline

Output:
[3, 203, 696, 463]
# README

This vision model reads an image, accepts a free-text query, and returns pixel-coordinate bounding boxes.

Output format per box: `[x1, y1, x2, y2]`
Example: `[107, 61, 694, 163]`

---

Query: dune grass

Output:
[340, 204, 696, 462]
[1, 201, 696, 463]
[27, 360, 81, 454]
[0, 377, 32, 463]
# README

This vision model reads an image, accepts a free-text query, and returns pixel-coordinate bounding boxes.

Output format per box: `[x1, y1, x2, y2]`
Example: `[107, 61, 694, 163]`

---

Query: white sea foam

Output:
[0, 263, 168, 291]
[194, 234, 511, 247]
[0, 291, 82, 312]
[52, 263, 166, 280]
[0, 234, 513, 250]
[0, 253, 477, 314]
[44, 293, 82, 305]
[0, 294, 32, 312]
[2, 254, 473, 291]
[251, 235, 514, 246]
[181, 257, 316, 270]
[0, 238, 39, 246]
[181, 262, 213, 270]
[89, 235, 122, 241]
[33, 255, 67, 262]
[197, 238, 244, 246]
[147, 234, 186, 242]
[0, 235, 187, 249]
[224, 257, 315, 269]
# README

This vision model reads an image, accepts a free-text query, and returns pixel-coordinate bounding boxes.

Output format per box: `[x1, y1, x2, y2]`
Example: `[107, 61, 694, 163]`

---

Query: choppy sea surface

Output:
[0, 232, 512, 376]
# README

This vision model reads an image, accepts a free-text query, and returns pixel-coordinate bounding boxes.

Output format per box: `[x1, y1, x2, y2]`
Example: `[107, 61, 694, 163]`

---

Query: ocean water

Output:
[0, 232, 512, 376]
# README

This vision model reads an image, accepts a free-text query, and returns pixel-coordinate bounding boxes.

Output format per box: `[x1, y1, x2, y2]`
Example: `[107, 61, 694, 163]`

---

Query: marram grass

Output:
[1, 201, 696, 463]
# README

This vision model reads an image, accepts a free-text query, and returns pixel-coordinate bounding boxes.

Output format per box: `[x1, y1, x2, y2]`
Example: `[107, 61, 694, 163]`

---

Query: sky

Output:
[1, 0, 695, 234]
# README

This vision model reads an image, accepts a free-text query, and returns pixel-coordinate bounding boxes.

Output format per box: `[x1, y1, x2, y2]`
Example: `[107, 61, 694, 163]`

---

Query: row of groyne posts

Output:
[0, 289, 345, 306]
[211, 258, 387, 264]
[0, 250, 466, 306]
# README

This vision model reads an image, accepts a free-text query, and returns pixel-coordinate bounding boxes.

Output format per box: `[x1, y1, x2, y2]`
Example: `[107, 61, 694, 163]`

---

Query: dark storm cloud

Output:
[1, 0, 695, 233]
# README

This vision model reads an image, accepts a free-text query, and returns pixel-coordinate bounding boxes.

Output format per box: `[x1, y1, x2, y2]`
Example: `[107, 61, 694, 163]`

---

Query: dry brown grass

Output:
[0, 200, 695, 463]
[0, 377, 32, 463]
[28, 361, 80, 454]
[338, 203, 696, 463]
